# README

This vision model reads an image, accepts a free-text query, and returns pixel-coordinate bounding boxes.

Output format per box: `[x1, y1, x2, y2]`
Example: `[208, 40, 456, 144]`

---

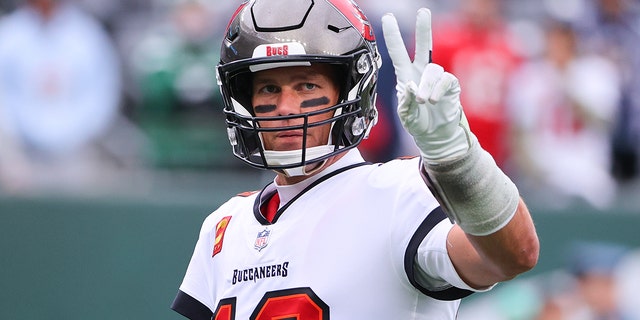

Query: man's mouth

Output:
[277, 130, 304, 138]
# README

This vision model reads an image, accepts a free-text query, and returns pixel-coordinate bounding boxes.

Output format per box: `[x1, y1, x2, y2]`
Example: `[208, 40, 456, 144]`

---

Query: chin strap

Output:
[262, 145, 337, 177]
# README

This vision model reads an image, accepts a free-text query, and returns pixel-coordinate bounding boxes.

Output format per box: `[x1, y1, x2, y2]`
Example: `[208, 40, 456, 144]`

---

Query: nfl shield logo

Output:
[254, 228, 271, 252]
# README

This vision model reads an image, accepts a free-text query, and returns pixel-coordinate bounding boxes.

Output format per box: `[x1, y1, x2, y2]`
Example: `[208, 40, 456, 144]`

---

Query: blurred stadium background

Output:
[1, 0, 639, 319]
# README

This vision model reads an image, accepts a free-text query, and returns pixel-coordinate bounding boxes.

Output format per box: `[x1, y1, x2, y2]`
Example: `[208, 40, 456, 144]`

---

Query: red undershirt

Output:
[261, 192, 280, 223]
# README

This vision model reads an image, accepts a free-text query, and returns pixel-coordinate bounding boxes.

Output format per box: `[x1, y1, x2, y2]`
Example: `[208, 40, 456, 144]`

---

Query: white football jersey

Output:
[172, 150, 482, 319]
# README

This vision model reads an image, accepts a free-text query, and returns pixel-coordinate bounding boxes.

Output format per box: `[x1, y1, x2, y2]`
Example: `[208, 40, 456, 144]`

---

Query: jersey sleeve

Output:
[414, 218, 495, 294]
[171, 290, 213, 320]
[383, 158, 491, 300]
[171, 213, 219, 319]
[370, 158, 475, 301]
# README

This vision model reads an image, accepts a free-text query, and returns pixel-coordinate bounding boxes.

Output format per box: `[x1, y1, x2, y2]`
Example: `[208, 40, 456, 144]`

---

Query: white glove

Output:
[381, 9, 519, 236]
[381, 8, 473, 162]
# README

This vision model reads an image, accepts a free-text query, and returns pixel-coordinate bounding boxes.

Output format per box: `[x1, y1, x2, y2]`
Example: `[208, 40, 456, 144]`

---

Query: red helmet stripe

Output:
[226, 1, 249, 30]
[327, 0, 375, 41]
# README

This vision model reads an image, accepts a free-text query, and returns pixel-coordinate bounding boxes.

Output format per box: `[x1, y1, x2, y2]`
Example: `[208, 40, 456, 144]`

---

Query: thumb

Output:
[397, 81, 427, 134]
[398, 81, 418, 113]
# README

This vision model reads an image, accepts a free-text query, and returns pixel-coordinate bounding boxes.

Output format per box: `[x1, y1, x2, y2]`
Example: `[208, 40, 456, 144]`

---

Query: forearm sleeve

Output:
[421, 141, 520, 236]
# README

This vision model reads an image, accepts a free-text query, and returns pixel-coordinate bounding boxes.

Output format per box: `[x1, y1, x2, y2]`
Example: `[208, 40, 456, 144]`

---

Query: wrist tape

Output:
[421, 140, 519, 236]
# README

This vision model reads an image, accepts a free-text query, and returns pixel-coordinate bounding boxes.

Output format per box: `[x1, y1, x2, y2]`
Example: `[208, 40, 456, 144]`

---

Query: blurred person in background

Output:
[0, 0, 126, 193]
[506, 20, 621, 209]
[578, 0, 640, 183]
[431, 0, 523, 169]
[535, 241, 633, 320]
[128, 0, 232, 169]
[457, 240, 639, 320]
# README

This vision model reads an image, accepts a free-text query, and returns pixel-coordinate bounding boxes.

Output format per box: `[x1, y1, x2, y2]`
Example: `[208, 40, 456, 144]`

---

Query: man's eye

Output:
[260, 85, 279, 94]
[303, 83, 317, 90]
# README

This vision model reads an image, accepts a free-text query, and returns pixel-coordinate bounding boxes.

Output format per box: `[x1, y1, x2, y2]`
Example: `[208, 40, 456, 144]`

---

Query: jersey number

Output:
[213, 287, 329, 320]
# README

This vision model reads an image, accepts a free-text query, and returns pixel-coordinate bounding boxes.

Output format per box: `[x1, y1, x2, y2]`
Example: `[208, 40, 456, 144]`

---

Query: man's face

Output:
[251, 64, 340, 152]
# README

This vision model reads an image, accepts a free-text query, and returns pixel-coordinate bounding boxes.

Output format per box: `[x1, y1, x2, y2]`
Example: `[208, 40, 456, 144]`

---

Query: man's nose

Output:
[276, 89, 301, 116]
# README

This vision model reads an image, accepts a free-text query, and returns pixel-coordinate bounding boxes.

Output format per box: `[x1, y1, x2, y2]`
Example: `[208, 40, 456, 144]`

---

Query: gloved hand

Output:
[381, 8, 473, 163]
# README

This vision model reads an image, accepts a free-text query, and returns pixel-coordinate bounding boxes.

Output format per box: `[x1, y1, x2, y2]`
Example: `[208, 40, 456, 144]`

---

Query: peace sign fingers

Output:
[413, 8, 433, 69]
[381, 13, 413, 84]
[381, 8, 434, 86]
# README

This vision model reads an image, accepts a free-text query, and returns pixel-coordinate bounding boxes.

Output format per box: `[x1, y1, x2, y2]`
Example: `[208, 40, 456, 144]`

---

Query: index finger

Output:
[413, 8, 433, 68]
[381, 13, 412, 83]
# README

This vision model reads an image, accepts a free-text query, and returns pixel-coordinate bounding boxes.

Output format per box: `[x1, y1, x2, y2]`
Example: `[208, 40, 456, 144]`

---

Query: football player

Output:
[172, 0, 539, 319]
